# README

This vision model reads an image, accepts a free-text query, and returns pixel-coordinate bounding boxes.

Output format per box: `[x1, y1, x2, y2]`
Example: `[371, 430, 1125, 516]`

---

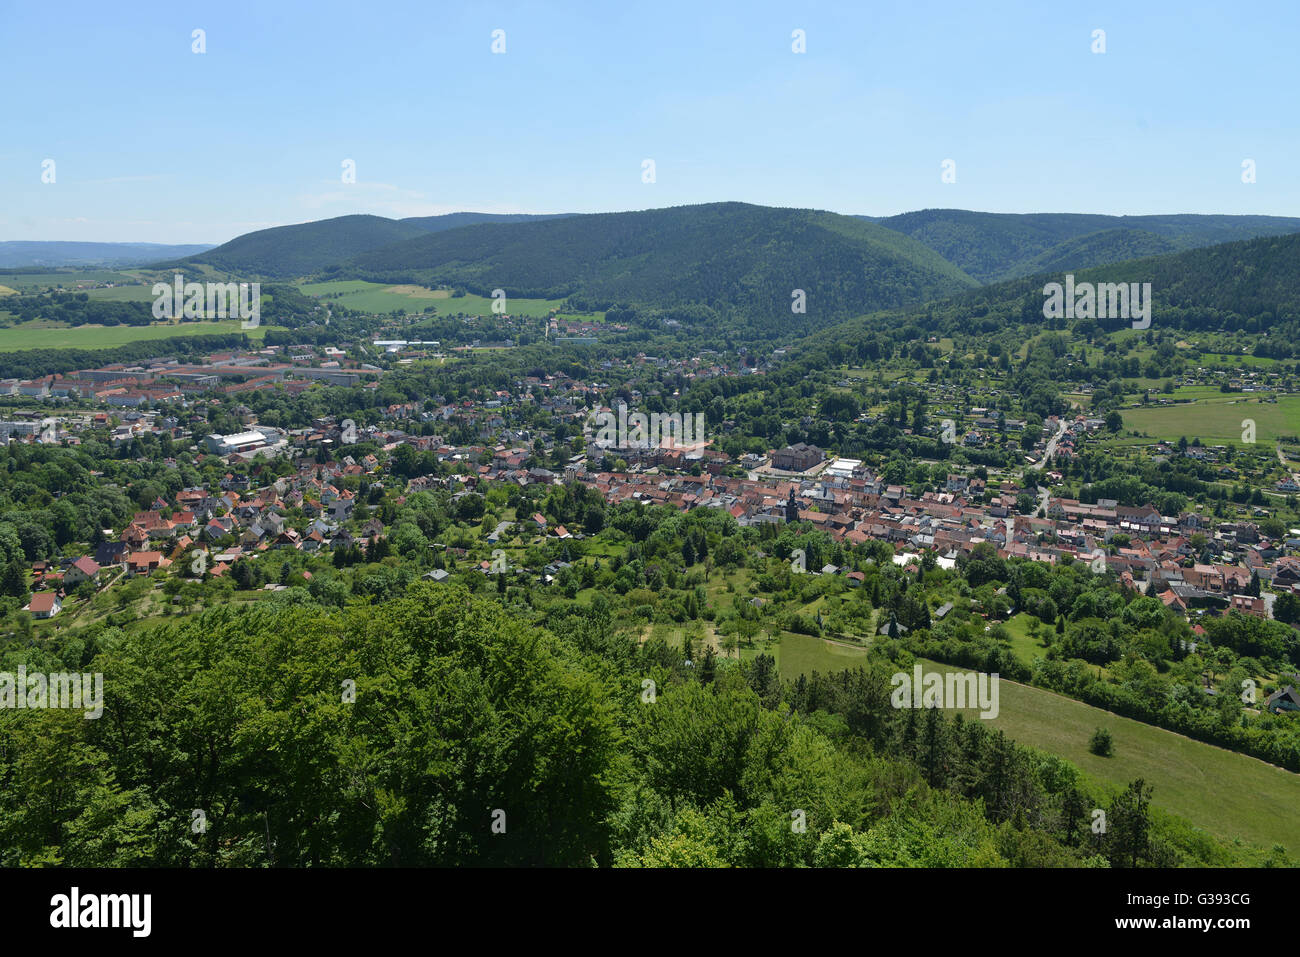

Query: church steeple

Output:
[785, 487, 799, 523]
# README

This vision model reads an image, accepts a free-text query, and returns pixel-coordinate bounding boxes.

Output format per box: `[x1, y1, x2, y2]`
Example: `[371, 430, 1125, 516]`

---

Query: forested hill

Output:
[784, 229, 1300, 373]
[183, 215, 430, 278]
[870, 209, 1300, 283]
[397, 211, 571, 232]
[1003, 228, 1177, 280]
[180, 212, 570, 279]
[342, 202, 979, 329]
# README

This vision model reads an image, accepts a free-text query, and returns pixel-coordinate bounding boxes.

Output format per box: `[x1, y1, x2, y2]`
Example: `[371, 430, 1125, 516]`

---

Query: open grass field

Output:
[0, 318, 264, 351]
[84, 284, 156, 302]
[1113, 394, 1300, 447]
[920, 661, 1300, 850]
[767, 631, 870, 681]
[1199, 352, 1280, 368]
[409, 292, 562, 318]
[300, 279, 563, 317]
[1001, 612, 1052, 667]
[753, 634, 1300, 847]
[0, 269, 140, 292]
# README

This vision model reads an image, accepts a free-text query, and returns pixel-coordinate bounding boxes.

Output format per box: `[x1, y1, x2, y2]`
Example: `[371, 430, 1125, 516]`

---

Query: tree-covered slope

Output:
[795, 230, 1300, 366]
[1004, 228, 1177, 279]
[179, 212, 573, 280]
[342, 202, 978, 328]
[185, 215, 432, 279]
[872, 209, 1300, 283]
[398, 211, 571, 232]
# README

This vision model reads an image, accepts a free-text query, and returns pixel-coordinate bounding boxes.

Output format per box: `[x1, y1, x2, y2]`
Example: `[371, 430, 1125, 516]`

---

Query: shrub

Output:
[1088, 727, 1114, 757]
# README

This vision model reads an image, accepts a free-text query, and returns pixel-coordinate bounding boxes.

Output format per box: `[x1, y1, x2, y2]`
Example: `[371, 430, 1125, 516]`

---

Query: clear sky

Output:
[3, 0, 1297, 243]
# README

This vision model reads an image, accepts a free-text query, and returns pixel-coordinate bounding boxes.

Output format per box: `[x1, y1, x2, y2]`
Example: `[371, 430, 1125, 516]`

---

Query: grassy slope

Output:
[0, 319, 263, 351]
[1114, 395, 1300, 448]
[757, 633, 1300, 848]
[930, 660, 1300, 851]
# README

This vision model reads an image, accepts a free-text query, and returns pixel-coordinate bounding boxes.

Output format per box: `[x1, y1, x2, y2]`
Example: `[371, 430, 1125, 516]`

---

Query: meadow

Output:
[924, 661, 1300, 851]
[300, 279, 562, 317]
[1112, 394, 1300, 446]
[0, 318, 264, 351]
[0, 269, 140, 292]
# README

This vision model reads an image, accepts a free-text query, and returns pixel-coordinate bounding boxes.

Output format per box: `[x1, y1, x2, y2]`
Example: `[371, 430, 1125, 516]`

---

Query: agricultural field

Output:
[924, 661, 1300, 850]
[300, 279, 563, 317]
[84, 284, 156, 302]
[0, 318, 264, 351]
[0, 269, 140, 292]
[772, 632, 870, 680]
[1111, 394, 1300, 447]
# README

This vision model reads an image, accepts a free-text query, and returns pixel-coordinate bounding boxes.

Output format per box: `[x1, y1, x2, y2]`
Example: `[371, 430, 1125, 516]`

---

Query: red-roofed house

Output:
[126, 551, 165, 576]
[64, 556, 100, 588]
[26, 591, 61, 619]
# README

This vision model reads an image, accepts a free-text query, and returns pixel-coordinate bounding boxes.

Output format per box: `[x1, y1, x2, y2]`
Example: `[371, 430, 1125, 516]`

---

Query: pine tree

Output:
[700, 646, 716, 685]
[920, 703, 951, 788]
[0, 559, 26, 599]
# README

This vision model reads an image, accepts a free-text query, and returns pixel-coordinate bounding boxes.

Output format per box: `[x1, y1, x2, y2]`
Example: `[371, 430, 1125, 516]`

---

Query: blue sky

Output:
[3, 0, 1297, 243]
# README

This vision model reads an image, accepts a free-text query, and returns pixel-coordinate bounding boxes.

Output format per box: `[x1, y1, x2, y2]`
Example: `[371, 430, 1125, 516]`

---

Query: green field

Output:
[0, 269, 140, 292]
[1001, 612, 1052, 666]
[772, 632, 870, 681]
[0, 319, 264, 351]
[84, 284, 156, 302]
[762, 637, 1300, 848]
[1115, 395, 1300, 447]
[301, 279, 562, 317]
[922, 661, 1300, 850]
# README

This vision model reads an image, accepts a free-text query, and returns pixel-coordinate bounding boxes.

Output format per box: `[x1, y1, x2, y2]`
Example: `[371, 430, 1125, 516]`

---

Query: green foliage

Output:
[1089, 727, 1114, 757]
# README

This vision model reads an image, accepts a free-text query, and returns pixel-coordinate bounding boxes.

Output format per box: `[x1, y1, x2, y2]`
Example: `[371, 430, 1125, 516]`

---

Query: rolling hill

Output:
[1004, 228, 1177, 279]
[871, 209, 1300, 283]
[342, 202, 979, 328]
[795, 229, 1300, 366]
[398, 212, 571, 232]
[182, 214, 430, 278]
[180, 212, 571, 279]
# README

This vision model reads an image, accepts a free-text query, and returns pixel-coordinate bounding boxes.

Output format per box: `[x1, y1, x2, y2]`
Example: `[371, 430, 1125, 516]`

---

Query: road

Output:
[1029, 418, 1070, 470]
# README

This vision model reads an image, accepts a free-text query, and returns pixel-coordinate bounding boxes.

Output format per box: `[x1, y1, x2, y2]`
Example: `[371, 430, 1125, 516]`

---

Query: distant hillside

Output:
[182, 215, 431, 278]
[1005, 228, 1177, 279]
[0, 241, 213, 268]
[871, 210, 1300, 283]
[182, 212, 570, 279]
[1067, 231, 1300, 331]
[398, 212, 571, 232]
[343, 202, 978, 329]
[774, 230, 1300, 398]
[810, 230, 1300, 353]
